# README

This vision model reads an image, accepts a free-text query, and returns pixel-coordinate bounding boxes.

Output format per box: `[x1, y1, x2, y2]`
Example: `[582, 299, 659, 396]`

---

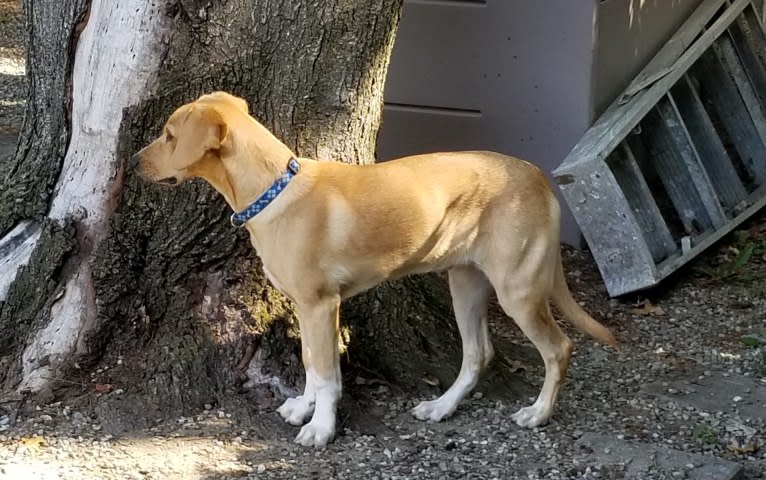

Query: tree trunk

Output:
[0, 0, 528, 432]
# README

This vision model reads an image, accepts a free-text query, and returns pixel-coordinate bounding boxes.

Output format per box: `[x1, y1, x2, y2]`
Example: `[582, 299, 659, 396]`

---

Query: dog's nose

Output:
[129, 152, 141, 168]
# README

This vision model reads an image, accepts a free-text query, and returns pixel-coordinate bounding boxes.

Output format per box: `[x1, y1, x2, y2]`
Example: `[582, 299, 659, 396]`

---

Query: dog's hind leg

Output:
[497, 291, 573, 428]
[290, 296, 342, 448]
[412, 266, 493, 422]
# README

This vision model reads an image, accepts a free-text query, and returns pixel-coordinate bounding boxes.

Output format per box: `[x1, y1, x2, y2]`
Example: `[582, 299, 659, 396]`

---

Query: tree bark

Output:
[0, 0, 89, 235]
[0, 0, 527, 431]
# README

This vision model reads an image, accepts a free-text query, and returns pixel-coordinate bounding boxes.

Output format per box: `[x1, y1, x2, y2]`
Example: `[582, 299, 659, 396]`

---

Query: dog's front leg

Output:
[277, 369, 317, 425]
[291, 296, 342, 448]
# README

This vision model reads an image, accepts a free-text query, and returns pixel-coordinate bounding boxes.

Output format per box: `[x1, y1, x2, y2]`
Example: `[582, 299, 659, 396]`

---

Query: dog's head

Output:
[131, 91, 249, 185]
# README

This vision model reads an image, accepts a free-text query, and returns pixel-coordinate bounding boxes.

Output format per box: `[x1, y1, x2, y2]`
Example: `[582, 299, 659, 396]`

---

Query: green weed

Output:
[741, 330, 766, 376]
[693, 423, 717, 445]
[695, 228, 765, 281]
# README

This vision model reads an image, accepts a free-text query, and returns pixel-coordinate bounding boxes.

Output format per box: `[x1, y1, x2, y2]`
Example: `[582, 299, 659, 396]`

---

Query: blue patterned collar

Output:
[230, 158, 301, 227]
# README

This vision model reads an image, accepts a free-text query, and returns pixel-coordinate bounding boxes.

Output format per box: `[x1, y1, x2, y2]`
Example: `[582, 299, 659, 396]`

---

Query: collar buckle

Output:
[287, 158, 301, 174]
[230, 213, 244, 228]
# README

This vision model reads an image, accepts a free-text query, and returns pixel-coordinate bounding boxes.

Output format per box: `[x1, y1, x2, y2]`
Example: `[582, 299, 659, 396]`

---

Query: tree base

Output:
[32, 268, 537, 436]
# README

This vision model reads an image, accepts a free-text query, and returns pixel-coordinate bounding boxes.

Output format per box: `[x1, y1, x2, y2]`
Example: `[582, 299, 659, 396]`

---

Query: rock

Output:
[576, 433, 742, 480]
[643, 373, 766, 421]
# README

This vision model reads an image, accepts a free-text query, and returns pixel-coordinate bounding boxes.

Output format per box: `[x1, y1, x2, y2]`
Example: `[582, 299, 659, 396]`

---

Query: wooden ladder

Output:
[554, 0, 766, 296]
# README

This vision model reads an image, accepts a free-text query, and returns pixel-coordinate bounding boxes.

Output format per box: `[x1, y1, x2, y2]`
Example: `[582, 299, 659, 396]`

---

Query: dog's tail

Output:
[551, 253, 619, 348]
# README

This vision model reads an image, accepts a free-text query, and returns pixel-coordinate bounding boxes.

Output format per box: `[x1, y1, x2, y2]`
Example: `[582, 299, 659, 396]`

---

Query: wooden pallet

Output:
[554, 0, 766, 296]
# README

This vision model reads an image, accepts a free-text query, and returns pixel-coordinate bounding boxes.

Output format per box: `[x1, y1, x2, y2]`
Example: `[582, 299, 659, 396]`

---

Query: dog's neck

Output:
[207, 121, 297, 214]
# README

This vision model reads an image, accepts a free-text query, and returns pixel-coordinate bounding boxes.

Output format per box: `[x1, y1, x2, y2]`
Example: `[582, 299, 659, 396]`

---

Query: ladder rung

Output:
[670, 75, 748, 211]
[694, 46, 766, 185]
[642, 100, 714, 234]
[608, 143, 676, 261]
[730, 15, 766, 111]
[716, 34, 766, 160]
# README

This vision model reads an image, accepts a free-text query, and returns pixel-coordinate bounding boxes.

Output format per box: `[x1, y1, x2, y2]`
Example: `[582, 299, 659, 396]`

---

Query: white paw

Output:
[294, 419, 335, 448]
[411, 399, 456, 422]
[277, 396, 314, 426]
[511, 404, 550, 428]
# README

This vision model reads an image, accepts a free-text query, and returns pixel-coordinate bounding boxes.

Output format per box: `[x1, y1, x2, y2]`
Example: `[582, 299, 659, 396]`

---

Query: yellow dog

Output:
[132, 92, 617, 448]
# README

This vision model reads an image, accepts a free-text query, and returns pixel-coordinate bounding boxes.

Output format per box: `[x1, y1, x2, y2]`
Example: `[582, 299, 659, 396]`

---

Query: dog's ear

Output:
[231, 96, 248, 114]
[198, 105, 230, 150]
[200, 91, 249, 115]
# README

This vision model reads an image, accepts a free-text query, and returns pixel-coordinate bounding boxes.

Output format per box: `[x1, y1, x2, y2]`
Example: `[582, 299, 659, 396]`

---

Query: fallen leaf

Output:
[728, 440, 759, 455]
[629, 300, 665, 316]
[93, 383, 114, 394]
[20, 436, 46, 451]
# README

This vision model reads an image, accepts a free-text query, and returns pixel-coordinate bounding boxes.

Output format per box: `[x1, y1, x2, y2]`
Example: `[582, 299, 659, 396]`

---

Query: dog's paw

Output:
[294, 419, 335, 448]
[277, 396, 315, 426]
[411, 399, 455, 422]
[511, 404, 550, 428]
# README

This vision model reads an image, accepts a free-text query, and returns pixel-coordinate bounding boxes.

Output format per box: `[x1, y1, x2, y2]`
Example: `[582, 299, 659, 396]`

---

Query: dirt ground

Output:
[1, 1, 765, 478]
[2, 239, 765, 480]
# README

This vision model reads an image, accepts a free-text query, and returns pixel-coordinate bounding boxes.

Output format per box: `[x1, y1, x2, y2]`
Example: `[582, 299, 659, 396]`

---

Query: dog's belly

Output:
[336, 232, 476, 300]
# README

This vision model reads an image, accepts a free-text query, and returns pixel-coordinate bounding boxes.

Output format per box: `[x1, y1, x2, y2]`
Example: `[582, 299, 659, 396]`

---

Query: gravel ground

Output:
[1, 239, 765, 480]
[1, 1, 765, 478]
[0, 240, 766, 479]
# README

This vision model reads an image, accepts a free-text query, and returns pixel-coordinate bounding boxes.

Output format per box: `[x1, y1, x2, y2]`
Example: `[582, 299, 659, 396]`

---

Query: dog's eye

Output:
[165, 132, 174, 142]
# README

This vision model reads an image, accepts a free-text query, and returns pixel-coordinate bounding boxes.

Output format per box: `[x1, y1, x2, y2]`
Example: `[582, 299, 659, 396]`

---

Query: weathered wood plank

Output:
[555, 161, 659, 296]
[553, 0, 766, 296]
[694, 44, 766, 186]
[729, 17, 766, 112]
[555, 0, 750, 173]
[608, 144, 676, 261]
[670, 75, 748, 212]
[642, 102, 714, 234]
[619, 0, 728, 103]
[657, 183, 766, 277]
[717, 34, 766, 157]
[746, 1, 766, 37]
[662, 95, 728, 228]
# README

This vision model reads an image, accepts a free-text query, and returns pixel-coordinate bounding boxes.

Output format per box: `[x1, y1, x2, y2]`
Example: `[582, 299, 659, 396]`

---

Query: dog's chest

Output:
[246, 230, 291, 296]
[262, 264, 289, 296]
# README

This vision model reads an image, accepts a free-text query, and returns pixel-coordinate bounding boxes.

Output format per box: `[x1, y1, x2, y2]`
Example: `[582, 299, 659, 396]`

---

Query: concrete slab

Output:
[576, 433, 743, 479]
[643, 373, 766, 420]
